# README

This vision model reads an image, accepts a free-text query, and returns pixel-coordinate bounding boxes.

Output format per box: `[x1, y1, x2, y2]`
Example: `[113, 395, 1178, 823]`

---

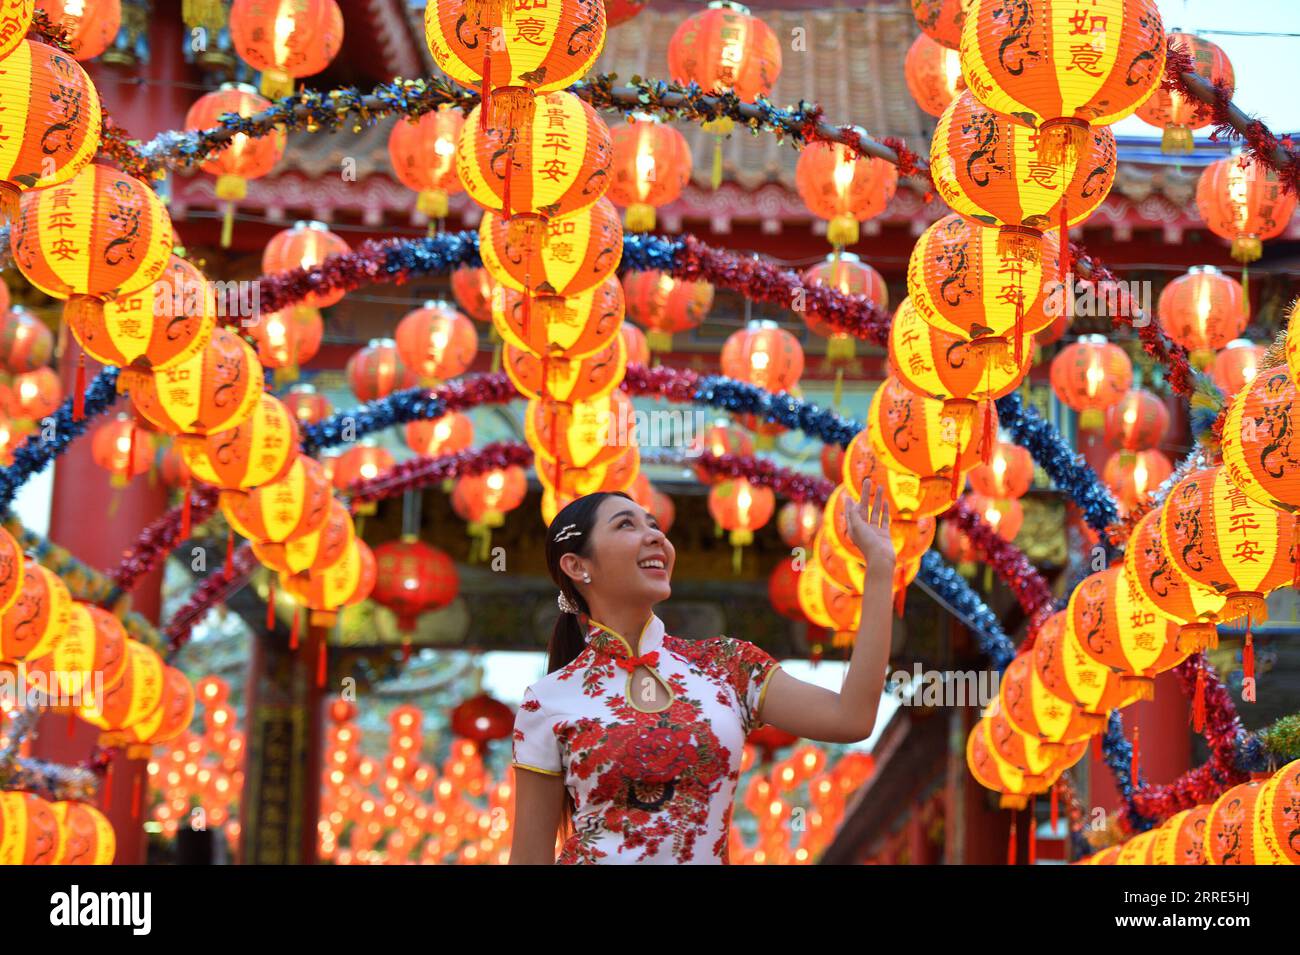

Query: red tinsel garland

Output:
[107, 486, 220, 594]
[947, 498, 1056, 643]
[1124, 653, 1249, 826]
[692, 451, 835, 505]
[346, 441, 533, 505]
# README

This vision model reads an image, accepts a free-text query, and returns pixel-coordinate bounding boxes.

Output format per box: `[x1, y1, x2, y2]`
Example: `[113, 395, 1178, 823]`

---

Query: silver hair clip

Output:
[552, 523, 583, 543]
[557, 591, 581, 614]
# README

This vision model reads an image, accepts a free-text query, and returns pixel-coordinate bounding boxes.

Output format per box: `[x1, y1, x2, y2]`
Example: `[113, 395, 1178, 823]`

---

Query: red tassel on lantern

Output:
[1050, 784, 1059, 834]
[1028, 796, 1037, 865]
[480, 49, 492, 131]
[402, 638, 412, 663]
[131, 772, 142, 820]
[1243, 613, 1255, 687]
[317, 634, 327, 688]
[289, 607, 300, 651]
[180, 478, 192, 540]
[1130, 725, 1140, 783]
[73, 351, 86, 422]
[1007, 813, 1017, 865]
[1192, 664, 1207, 732]
[266, 578, 276, 631]
[502, 146, 513, 219]
[981, 401, 994, 465]
[1058, 195, 1069, 285]
[1092, 732, 1102, 760]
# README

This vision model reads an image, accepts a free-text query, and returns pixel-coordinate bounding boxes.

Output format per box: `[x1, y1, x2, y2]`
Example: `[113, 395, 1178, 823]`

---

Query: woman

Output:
[509, 478, 896, 864]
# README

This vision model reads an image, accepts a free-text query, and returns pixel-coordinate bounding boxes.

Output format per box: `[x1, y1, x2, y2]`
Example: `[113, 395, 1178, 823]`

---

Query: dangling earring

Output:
[583, 572, 591, 583]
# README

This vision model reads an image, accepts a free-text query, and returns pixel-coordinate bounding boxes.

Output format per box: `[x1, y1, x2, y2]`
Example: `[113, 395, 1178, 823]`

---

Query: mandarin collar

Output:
[585, 613, 664, 660]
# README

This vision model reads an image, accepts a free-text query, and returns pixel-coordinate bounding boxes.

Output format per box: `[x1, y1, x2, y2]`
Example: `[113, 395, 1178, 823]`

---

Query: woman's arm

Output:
[756, 479, 895, 744]
[508, 768, 567, 864]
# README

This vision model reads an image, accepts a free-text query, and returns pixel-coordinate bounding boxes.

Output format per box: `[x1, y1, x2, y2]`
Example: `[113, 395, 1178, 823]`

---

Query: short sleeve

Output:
[718, 637, 782, 734]
[511, 685, 563, 777]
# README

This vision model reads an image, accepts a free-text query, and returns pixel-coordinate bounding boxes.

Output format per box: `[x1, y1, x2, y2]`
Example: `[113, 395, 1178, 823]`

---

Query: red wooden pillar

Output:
[32, 354, 168, 864]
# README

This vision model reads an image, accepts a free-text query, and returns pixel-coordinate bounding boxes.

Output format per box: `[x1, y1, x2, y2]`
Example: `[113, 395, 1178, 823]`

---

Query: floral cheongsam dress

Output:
[510, 613, 782, 864]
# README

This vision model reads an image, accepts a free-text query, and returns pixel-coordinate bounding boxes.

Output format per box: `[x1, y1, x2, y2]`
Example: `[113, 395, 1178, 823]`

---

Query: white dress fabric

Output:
[511, 612, 781, 864]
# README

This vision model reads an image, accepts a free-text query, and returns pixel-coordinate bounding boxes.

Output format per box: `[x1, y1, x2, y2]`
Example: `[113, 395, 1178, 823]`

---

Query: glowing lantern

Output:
[1036, 605, 1143, 718]
[821, 443, 844, 484]
[768, 557, 805, 622]
[178, 393, 299, 491]
[985, 706, 1068, 790]
[931, 90, 1116, 258]
[964, 493, 1022, 542]
[802, 253, 889, 365]
[502, 333, 626, 403]
[332, 443, 395, 491]
[0, 791, 59, 864]
[122, 326, 262, 436]
[843, 429, 954, 522]
[888, 296, 1030, 442]
[76, 255, 216, 373]
[1104, 449, 1173, 514]
[49, 801, 114, 865]
[1049, 335, 1133, 428]
[248, 305, 322, 375]
[0, 527, 21, 617]
[372, 538, 459, 631]
[220, 455, 332, 544]
[607, 115, 691, 233]
[1156, 266, 1247, 366]
[795, 141, 898, 250]
[0, 38, 102, 219]
[252, 497, 354, 578]
[777, 500, 821, 548]
[1102, 389, 1169, 452]
[1204, 781, 1272, 865]
[406, 411, 473, 459]
[395, 301, 478, 382]
[527, 390, 634, 471]
[691, 422, 754, 482]
[346, 338, 418, 402]
[454, 465, 527, 550]
[230, 0, 344, 98]
[283, 538, 376, 620]
[868, 376, 994, 498]
[826, 485, 934, 577]
[0, 414, 28, 466]
[904, 32, 965, 117]
[620, 322, 649, 367]
[1125, 509, 1224, 652]
[1066, 566, 1183, 701]
[0, 307, 54, 374]
[185, 83, 285, 246]
[537, 444, 638, 502]
[0, 562, 70, 663]
[10, 163, 173, 325]
[911, 0, 966, 48]
[130, 665, 195, 746]
[457, 91, 611, 225]
[451, 267, 495, 324]
[1211, 339, 1264, 396]
[27, 601, 128, 698]
[1196, 153, 1298, 267]
[262, 221, 350, 309]
[622, 270, 713, 353]
[281, 383, 331, 426]
[959, 0, 1165, 162]
[968, 441, 1033, 498]
[1257, 758, 1300, 865]
[667, 1, 781, 187]
[479, 198, 622, 298]
[709, 477, 774, 569]
[387, 105, 465, 222]
[424, 0, 604, 129]
[11, 367, 61, 420]
[1222, 365, 1300, 518]
[1164, 804, 1212, 865]
[492, 274, 624, 360]
[1135, 33, 1234, 153]
[91, 413, 154, 486]
[908, 214, 1061, 363]
[1160, 466, 1296, 629]
[79, 638, 165, 734]
[721, 320, 804, 394]
[606, 0, 645, 26]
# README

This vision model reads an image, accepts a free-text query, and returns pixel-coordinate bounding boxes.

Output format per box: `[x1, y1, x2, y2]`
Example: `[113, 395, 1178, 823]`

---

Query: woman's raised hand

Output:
[845, 478, 896, 580]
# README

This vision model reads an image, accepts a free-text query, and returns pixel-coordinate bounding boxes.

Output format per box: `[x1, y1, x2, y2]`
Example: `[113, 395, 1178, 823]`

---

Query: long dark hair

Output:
[544, 490, 633, 674]
[543, 490, 632, 846]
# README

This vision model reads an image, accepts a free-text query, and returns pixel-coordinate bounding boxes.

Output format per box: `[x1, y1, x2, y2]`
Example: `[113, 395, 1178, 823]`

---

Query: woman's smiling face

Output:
[584, 496, 676, 605]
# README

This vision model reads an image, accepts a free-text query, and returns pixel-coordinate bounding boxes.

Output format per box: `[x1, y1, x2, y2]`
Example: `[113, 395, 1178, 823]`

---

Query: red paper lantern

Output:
[777, 500, 821, 548]
[1103, 389, 1170, 452]
[1135, 33, 1234, 153]
[667, 1, 781, 101]
[281, 383, 332, 426]
[910, 0, 966, 48]
[708, 477, 776, 550]
[1211, 339, 1264, 396]
[721, 320, 804, 394]
[394, 301, 478, 382]
[479, 198, 622, 298]
[230, 0, 344, 99]
[964, 493, 1023, 542]
[346, 338, 419, 402]
[606, 0, 647, 27]
[821, 443, 844, 484]
[607, 115, 692, 232]
[1104, 449, 1173, 515]
[1156, 266, 1247, 366]
[0, 307, 54, 374]
[968, 442, 1034, 499]
[620, 322, 649, 367]
[450, 693, 513, 745]
[1049, 336, 1133, 427]
[331, 444, 395, 490]
[795, 141, 898, 249]
[622, 269, 713, 353]
[387, 105, 465, 220]
[405, 412, 474, 458]
[262, 221, 350, 309]
[768, 558, 805, 622]
[372, 538, 459, 631]
[248, 305, 322, 371]
[91, 413, 154, 486]
[451, 267, 495, 324]
[904, 32, 965, 117]
[1196, 153, 1298, 265]
[11, 367, 60, 420]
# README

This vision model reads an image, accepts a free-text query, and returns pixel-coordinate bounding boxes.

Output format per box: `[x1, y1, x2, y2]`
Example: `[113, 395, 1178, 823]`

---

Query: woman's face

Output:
[584, 496, 676, 605]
